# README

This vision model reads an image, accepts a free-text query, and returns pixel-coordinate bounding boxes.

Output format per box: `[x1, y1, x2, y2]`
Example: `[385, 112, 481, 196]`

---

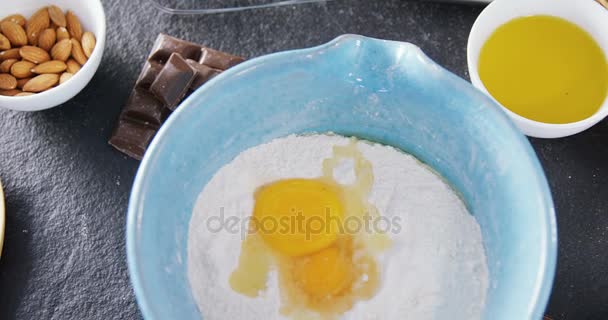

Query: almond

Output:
[1, 14, 26, 27]
[59, 72, 73, 84]
[56, 27, 69, 41]
[0, 33, 10, 50]
[23, 73, 59, 92]
[48, 5, 67, 28]
[66, 11, 83, 41]
[0, 58, 17, 73]
[15, 92, 34, 96]
[16, 77, 31, 89]
[66, 59, 80, 74]
[10, 60, 35, 78]
[81, 31, 96, 58]
[26, 8, 50, 45]
[0, 48, 20, 61]
[0, 21, 28, 47]
[0, 88, 21, 96]
[70, 38, 87, 65]
[32, 60, 66, 74]
[19, 45, 50, 64]
[0, 73, 17, 90]
[50, 39, 71, 61]
[37, 28, 56, 52]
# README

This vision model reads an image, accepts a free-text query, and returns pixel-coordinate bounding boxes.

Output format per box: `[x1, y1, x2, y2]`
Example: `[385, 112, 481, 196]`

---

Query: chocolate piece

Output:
[122, 88, 166, 126]
[148, 33, 202, 63]
[108, 119, 158, 160]
[110, 34, 246, 160]
[199, 47, 244, 70]
[186, 59, 222, 90]
[149, 53, 196, 111]
[136, 61, 163, 90]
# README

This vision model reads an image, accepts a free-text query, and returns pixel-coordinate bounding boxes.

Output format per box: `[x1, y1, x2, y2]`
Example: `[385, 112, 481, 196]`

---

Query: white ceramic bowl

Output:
[0, 0, 106, 112]
[468, 0, 608, 138]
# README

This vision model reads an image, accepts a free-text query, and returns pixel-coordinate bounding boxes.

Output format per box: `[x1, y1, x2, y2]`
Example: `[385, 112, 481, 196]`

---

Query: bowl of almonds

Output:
[0, 0, 105, 111]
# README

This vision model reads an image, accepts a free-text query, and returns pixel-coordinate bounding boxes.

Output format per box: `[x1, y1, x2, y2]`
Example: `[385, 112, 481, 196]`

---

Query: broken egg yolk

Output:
[292, 245, 354, 299]
[253, 179, 343, 257]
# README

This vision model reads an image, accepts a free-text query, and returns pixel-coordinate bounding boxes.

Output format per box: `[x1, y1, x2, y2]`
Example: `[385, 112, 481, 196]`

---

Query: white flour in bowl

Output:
[187, 134, 488, 320]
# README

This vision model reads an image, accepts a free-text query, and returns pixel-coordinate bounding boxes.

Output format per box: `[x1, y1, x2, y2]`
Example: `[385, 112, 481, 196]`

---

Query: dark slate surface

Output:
[0, 0, 606, 319]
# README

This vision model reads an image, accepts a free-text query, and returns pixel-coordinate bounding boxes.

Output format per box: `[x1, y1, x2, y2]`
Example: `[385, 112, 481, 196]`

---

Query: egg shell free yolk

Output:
[253, 179, 344, 257]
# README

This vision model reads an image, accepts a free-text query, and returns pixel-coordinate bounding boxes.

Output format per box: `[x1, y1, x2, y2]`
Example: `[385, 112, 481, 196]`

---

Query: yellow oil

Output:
[478, 15, 608, 124]
[229, 139, 391, 320]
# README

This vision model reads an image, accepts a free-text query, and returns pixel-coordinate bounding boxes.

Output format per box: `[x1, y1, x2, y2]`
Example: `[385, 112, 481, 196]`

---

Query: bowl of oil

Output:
[468, 0, 608, 138]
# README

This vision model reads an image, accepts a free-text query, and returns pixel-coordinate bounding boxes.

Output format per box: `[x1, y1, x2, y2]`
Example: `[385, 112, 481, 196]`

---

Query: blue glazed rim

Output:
[127, 34, 557, 320]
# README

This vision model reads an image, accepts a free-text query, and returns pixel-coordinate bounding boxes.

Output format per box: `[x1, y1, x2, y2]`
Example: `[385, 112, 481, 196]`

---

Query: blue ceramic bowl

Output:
[127, 35, 557, 320]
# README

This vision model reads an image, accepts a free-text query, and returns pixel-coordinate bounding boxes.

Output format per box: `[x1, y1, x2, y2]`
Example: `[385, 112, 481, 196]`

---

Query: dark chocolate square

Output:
[149, 53, 196, 111]
[186, 59, 222, 90]
[148, 34, 203, 64]
[136, 61, 163, 90]
[198, 47, 244, 70]
[121, 88, 166, 126]
[108, 119, 158, 160]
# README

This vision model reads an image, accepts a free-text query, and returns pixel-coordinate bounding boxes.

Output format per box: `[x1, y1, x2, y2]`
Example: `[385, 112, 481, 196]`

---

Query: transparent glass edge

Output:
[149, 0, 332, 15]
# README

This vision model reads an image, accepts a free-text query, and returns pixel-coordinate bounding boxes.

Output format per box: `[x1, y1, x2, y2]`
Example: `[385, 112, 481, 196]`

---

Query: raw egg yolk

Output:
[253, 179, 343, 257]
[292, 246, 354, 299]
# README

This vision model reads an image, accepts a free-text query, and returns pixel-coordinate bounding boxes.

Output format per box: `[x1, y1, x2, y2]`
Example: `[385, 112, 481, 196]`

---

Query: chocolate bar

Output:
[109, 34, 245, 160]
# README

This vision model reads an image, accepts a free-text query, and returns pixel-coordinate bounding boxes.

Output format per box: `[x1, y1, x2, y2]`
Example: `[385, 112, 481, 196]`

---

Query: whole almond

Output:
[37, 28, 56, 52]
[0, 89, 21, 96]
[59, 72, 73, 84]
[66, 59, 80, 74]
[23, 73, 59, 92]
[19, 46, 50, 64]
[48, 5, 67, 28]
[1, 14, 26, 27]
[16, 77, 31, 89]
[51, 39, 71, 61]
[0, 33, 10, 50]
[0, 21, 28, 47]
[26, 8, 50, 45]
[15, 92, 34, 96]
[0, 59, 17, 73]
[0, 48, 20, 61]
[70, 38, 87, 65]
[32, 60, 66, 74]
[11, 60, 35, 78]
[0, 73, 17, 90]
[81, 31, 96, 58]
[56, 27, 70, 41]
[66, 11, 83, 41]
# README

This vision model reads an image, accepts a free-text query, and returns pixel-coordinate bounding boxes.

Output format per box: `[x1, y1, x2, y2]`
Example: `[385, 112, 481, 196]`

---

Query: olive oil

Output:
[478, 15, 608, 124]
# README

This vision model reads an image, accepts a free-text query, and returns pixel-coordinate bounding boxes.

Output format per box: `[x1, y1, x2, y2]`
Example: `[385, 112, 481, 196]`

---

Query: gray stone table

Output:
[0, 0, 606, 319]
